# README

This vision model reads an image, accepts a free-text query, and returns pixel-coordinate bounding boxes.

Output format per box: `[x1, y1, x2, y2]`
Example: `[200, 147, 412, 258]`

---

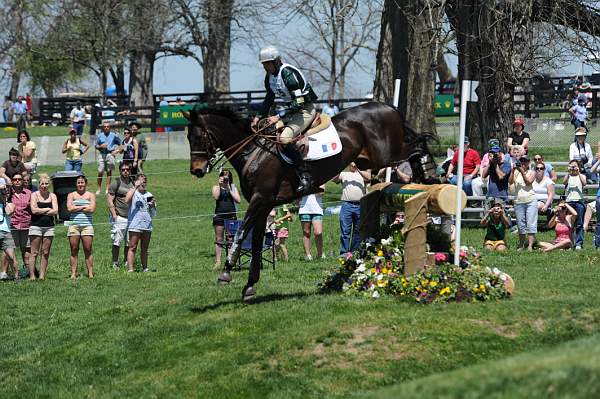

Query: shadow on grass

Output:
[190, 291, 314, 313]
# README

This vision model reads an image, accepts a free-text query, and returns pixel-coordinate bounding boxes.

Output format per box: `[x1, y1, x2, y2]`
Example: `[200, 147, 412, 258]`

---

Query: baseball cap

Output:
[463, 137, 470, 143]
[575, 128, 587, 136]
[490, 145, 501, 153]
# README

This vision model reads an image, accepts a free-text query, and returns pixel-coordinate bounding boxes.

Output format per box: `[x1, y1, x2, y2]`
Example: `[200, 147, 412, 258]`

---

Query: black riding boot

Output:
[284, 143, 313, 194]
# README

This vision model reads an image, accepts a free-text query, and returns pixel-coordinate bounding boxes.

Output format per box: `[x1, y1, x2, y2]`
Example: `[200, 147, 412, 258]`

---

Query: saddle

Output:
[274, 112, 332, 138]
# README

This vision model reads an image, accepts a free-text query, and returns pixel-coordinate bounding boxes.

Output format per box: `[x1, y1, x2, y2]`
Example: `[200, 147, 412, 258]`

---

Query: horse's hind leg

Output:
[242, 207, 270, 302]
[218, 215, 251, 284]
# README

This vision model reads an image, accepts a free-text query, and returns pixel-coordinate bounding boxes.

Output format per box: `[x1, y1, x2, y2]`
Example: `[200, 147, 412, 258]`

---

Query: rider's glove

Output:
[277, 109, 287, 118]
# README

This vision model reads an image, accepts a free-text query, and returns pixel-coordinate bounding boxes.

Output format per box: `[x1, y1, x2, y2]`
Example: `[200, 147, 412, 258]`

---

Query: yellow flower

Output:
[382, 268, 389, 274]
[429, 281, 438, 288]
[377, 250, 384, 257]
[439, 287, 451, 295]
[377, 280, 388, 288]
[371, 268, 377, 274]
[479, 283, 486, 292]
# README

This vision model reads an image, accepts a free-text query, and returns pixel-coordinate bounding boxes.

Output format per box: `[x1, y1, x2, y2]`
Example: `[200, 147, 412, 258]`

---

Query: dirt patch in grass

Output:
[468, 319, 518, 339]
[531, 318, 546, 332]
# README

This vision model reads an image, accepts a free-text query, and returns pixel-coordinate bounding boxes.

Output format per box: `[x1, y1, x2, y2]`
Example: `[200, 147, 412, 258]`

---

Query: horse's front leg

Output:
[218, 214, 253, 285]
[242, 207, 270, 302]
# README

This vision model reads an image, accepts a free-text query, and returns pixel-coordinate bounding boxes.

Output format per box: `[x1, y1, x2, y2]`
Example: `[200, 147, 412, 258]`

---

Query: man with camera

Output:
[107, 162, 134, 270]
[0, 178, 19, 280]
[481, 144, 511, 201]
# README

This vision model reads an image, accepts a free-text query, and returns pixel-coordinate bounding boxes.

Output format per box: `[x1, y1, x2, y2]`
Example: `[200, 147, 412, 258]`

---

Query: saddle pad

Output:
[303, 123, 342, 161]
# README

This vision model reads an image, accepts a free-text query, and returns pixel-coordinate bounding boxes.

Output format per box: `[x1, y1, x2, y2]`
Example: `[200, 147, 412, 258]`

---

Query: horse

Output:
[185, 101, 438, 301]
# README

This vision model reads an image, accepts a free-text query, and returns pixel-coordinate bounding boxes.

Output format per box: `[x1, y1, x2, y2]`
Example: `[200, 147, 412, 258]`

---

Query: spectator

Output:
[0, 178, 18, 280]
[480, 143, 511, 202]
[377, 161, 412, 183]
[7, 173, 31, 271]
[28, 174, 58, 280]
[532, 162, 555, 218]
[298, 189, 325, 261]
[439, 144, 457, 180]
[107, 162, 134, 270]
[508, 144, 525, 168]
[120, 127, 139, 175]
[62, 128, 90, 172]
[212, 170, 241, 269]
[569, 95, 588, 129]
[0, 148, 27, 185]
[66, 175, 96, 279]
[17, 130, 37, 173]
[564, 159, 587, 250]
[95, 122, 121, 195]
[70, 102, 86, 136]
[125, 174, 156, 273]
[509, 155, 537, 251]
[446, 137, 481, 196]
[25, 93, 32, 121]
[569, 128, 594, 181]
[583, 156, 600, 233]
[539, 202, 577, 252]
[129, 122, 147, 173]
[12, 96, 27, 131]
[270, 204, 293, 263]
[332, 162, 370, 255]
[322, 100, 339, 117]
[472, 139, 502, 199]
[158, 96, 169, 107]
[2, 96, 12, 123]
[507, 118, 530, 155]
[532, 154, 558, 182]
[22, 172, 37, 193]
[480, 202, 510, 251]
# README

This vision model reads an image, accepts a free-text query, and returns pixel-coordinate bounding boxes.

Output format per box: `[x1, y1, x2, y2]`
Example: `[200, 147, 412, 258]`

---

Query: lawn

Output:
[1, 159, 600, 398]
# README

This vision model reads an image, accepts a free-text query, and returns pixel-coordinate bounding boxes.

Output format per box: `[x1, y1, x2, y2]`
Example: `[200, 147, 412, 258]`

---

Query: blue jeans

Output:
[339, 201, 361, 254]
[568, 201, 585, 247]
[73, 121, 84, 136]
[65, 159, 82, 172]
[449, 175, 473, 196]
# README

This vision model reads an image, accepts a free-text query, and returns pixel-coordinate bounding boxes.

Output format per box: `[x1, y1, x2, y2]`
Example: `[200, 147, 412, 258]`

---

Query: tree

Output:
[287, 0, 381, 100]
[373, 0, 445, 133]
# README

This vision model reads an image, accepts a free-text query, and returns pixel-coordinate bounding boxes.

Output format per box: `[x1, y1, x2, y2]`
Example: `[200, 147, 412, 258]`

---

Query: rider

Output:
[252, 45, 318, 194]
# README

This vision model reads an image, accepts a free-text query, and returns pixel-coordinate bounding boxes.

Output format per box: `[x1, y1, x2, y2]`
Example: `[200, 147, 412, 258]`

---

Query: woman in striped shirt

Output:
[66, 175, 96, 278]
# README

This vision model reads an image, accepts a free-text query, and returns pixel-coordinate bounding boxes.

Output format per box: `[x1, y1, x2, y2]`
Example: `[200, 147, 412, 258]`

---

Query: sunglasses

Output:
[121, 168, 130, 172]
[12, 177, 22, 181]
[534, 157, 542, 161]
[535, 167, 545, 171]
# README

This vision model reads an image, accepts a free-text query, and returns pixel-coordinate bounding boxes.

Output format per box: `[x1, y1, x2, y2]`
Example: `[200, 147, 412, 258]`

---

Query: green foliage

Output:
[0, 159, 599, 398]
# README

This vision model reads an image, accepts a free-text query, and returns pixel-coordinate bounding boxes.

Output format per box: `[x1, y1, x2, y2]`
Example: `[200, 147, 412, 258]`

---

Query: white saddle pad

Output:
[304, 123, 342, 161]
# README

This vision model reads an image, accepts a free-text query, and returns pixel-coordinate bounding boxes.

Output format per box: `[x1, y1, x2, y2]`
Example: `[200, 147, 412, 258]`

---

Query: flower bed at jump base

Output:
[320, 230, 514, 304]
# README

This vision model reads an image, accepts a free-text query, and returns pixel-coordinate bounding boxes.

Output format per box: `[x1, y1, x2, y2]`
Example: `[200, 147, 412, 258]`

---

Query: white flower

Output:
[381, 237, 392, 246]
[356, 264, 366, 273]
[492, 267, 501, 275]
[372, 291, 380, 298]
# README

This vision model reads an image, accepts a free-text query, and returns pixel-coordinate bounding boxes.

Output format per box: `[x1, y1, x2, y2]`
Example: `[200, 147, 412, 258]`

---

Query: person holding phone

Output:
[125, 174, 156, 272]
[212, 170, 241, 269]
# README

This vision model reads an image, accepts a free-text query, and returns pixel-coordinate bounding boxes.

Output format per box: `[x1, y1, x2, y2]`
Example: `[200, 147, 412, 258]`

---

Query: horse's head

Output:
[184, 109, 218, 178]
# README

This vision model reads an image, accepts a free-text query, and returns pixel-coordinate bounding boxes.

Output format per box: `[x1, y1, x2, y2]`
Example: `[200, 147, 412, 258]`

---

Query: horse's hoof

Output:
[217, 272, 231, 285]
[242, 286, 256, 302]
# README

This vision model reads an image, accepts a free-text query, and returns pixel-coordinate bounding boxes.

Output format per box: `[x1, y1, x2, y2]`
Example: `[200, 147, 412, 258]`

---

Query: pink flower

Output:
[435, 253, 448, 262]
[459, 250, 468, 259]
[346, 253, 353, 260]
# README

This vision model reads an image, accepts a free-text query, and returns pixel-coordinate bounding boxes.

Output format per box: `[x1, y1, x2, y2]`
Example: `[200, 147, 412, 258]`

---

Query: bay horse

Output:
[185, 101, 437, 301]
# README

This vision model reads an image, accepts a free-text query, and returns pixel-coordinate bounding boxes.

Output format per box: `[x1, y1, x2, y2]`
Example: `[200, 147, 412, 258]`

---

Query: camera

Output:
[0, 187, 6, 196]
[515, 161, 522, 168]
[568, 165, 577, 171]
[146, 195, 154, 203]
[581, 157, 588, 165]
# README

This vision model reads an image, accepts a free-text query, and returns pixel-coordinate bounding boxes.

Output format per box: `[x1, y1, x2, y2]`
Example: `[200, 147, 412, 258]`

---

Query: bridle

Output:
[189, 118, 284, 172]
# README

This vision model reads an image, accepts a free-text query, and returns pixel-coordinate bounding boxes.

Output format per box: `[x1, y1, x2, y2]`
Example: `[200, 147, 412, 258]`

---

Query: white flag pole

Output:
[454, 79, 478, 265]
[386, 79, 402, 182]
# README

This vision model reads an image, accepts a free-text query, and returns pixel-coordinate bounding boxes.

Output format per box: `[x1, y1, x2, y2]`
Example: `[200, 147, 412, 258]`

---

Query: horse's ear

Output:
[182, 111, 191, 121]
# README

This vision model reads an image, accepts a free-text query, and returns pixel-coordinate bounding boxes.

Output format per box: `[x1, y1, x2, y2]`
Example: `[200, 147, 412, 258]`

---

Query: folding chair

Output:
[223, 219, 276, 270]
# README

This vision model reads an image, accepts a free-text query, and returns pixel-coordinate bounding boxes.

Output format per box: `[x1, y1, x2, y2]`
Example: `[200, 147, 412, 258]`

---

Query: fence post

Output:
[592, 89, 598, 122]
[524, 91, 531, 118]
[151, 98, 157, 133]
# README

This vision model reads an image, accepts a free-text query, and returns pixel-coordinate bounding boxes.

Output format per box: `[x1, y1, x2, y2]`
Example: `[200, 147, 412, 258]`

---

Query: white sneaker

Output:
[320, 254, 327, 260]
[95, 189, 101, 195]
[575, 245, 582, 251]
[0, 271, 8, 280]
[304, 254, 313, 261]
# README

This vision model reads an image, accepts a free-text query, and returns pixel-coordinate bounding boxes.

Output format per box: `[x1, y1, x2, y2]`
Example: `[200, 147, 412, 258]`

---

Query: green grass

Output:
[1, 159, 600, 398]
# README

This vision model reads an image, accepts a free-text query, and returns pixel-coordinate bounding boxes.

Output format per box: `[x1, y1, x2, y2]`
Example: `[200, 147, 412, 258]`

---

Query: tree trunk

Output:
[373, 0, 439, 133]
[9, 69, 20, 99]
[129, 51, 156, 107]
[450, 0, 514, 153]
[203, 0, 233, 95]
[110, 63, 127, 105]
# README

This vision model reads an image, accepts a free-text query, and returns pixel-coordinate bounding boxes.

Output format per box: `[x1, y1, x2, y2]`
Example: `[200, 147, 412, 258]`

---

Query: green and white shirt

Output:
[259, 63, 317, 117]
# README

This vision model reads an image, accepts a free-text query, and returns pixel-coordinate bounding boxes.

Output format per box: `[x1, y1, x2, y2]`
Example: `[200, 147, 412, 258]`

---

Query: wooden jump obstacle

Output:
[359, 183, 467, 276]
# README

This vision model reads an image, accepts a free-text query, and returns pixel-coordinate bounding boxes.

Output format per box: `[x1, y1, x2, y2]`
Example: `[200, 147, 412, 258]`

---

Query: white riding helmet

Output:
[259, 46, 280, 63]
